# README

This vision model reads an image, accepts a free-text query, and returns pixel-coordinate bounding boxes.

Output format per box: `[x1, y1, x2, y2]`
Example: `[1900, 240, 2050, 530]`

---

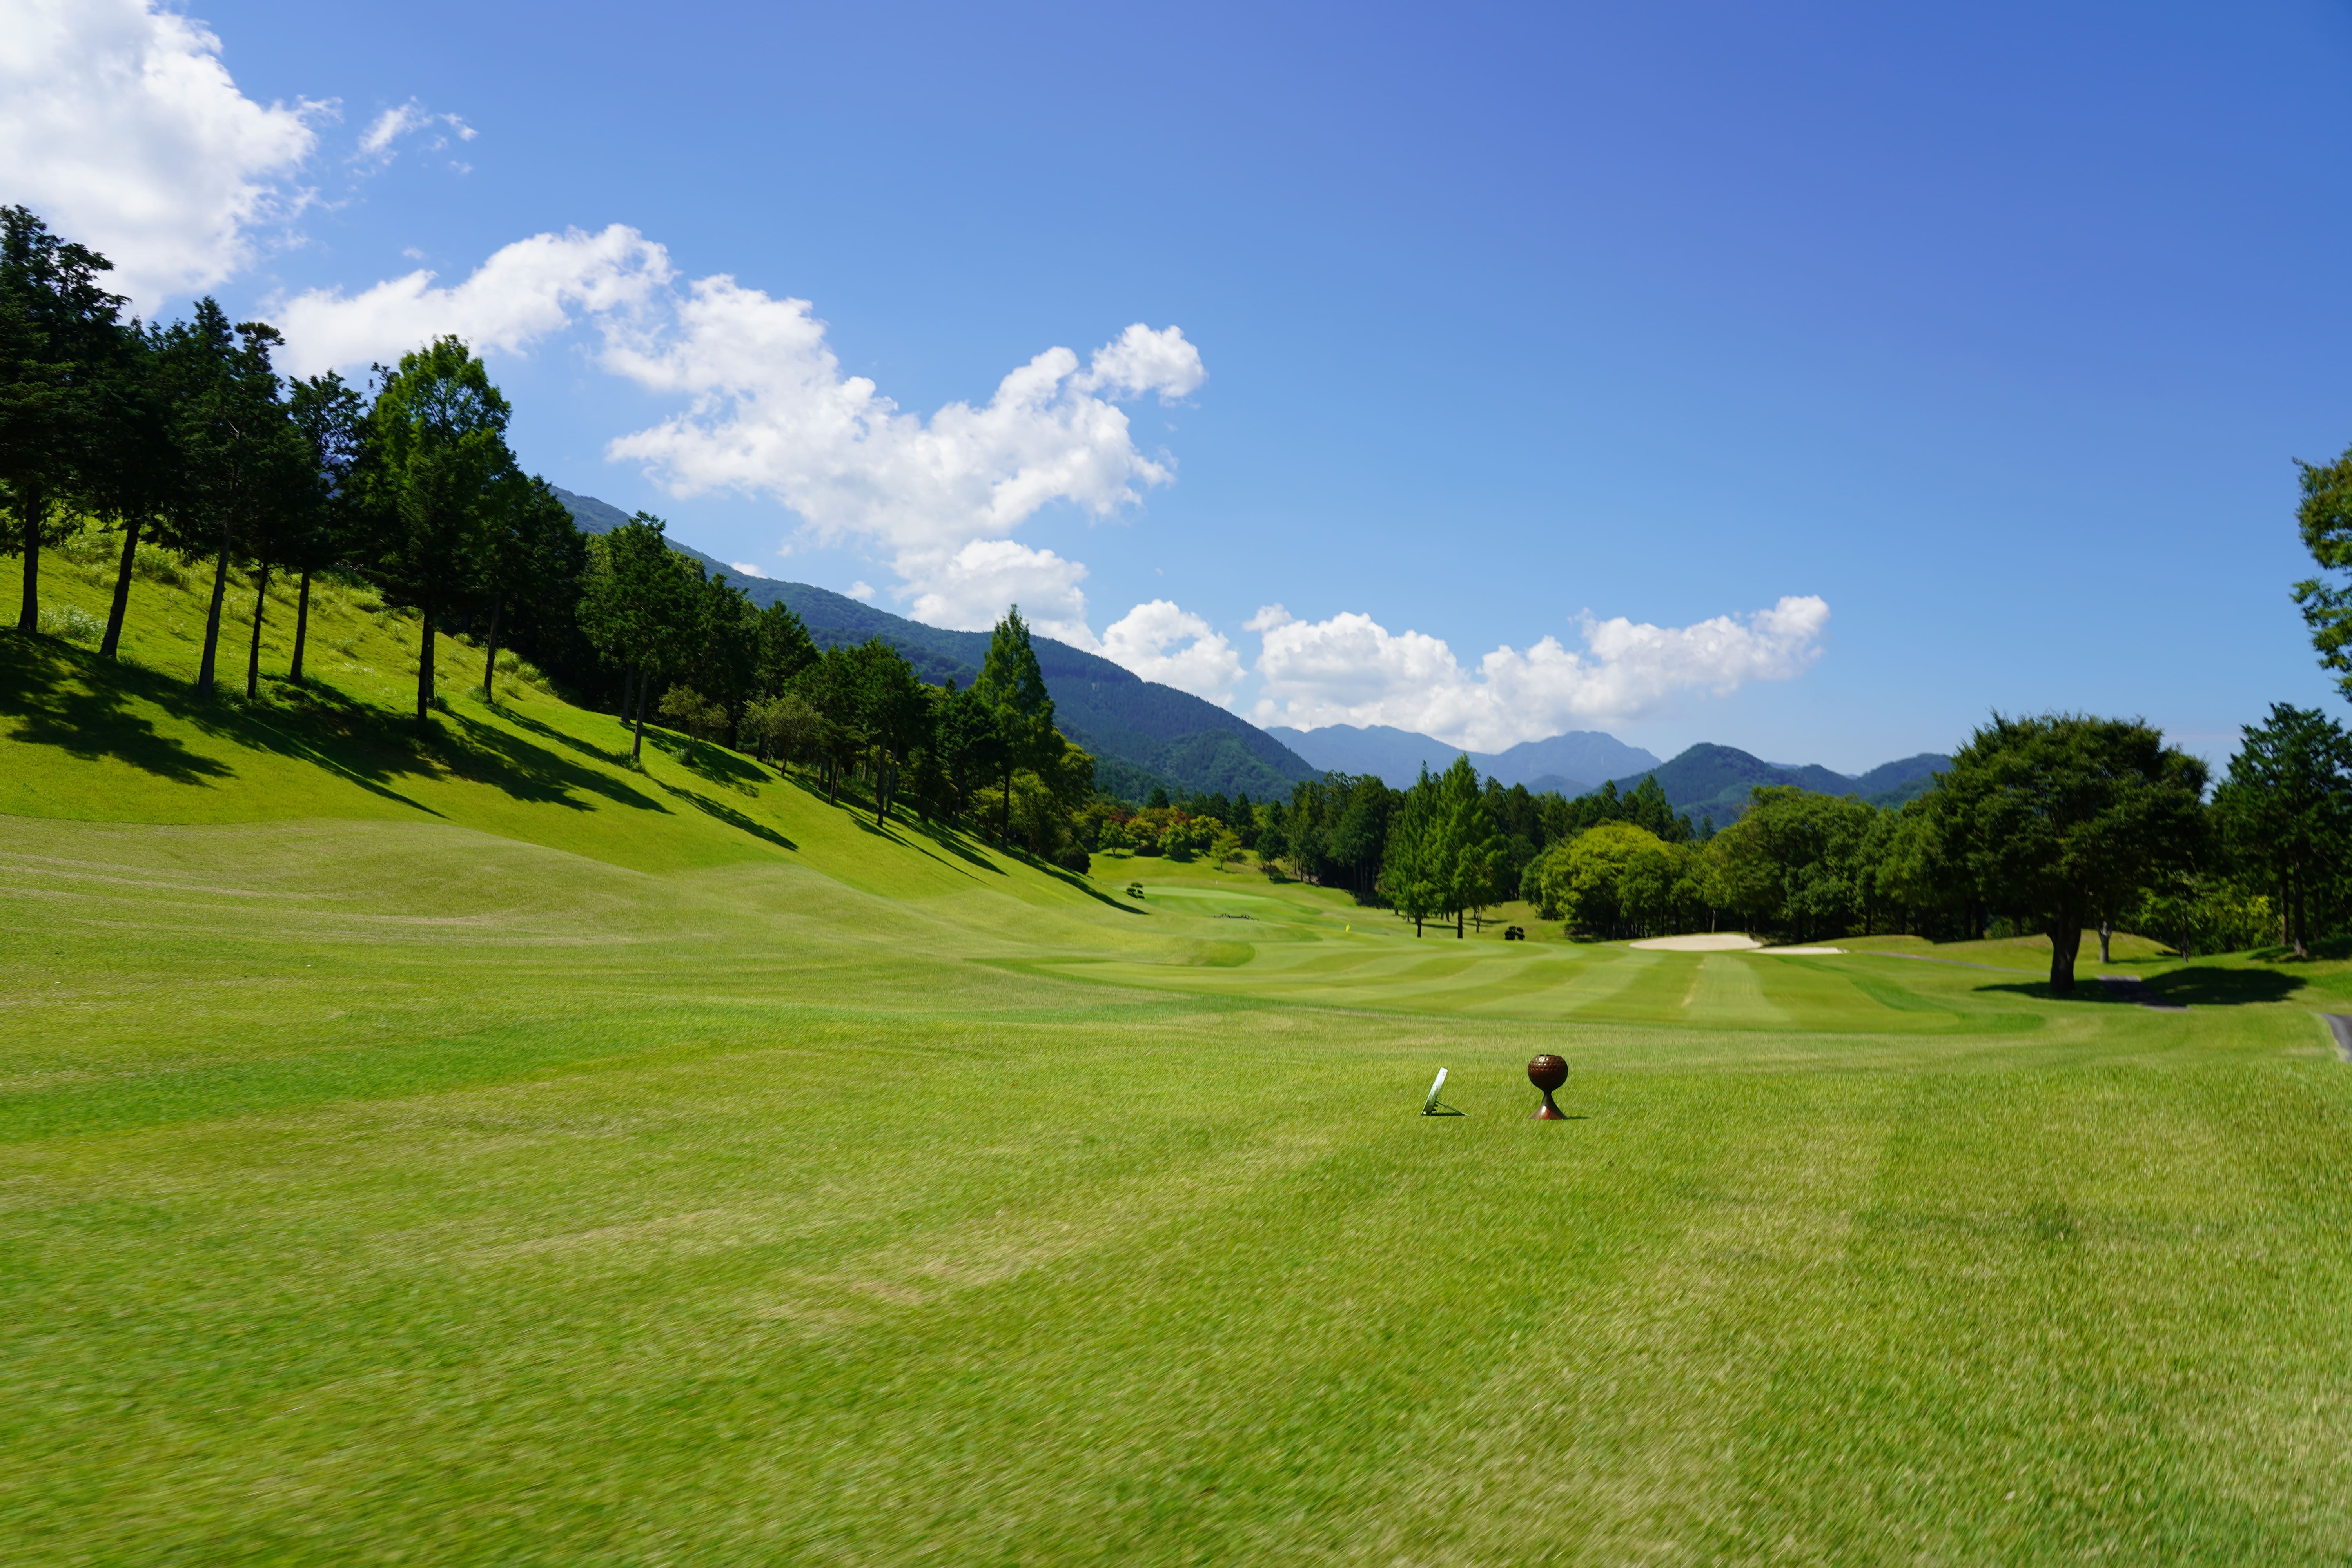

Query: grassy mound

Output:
[8, 544, 2352, 1564]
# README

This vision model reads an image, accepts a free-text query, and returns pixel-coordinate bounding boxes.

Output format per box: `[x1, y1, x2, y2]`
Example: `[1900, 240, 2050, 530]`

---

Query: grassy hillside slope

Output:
[8, 541, 2352, 1564]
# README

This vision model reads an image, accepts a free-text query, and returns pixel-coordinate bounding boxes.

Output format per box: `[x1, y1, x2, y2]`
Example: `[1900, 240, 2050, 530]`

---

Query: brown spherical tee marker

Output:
[1528, 1054, 1569, 1120]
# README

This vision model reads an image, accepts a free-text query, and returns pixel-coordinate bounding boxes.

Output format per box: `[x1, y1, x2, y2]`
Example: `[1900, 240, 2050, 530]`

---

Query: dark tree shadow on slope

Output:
[643, 730, 770, 792]
[1, 634, 232, 786]
[652, 777, 795, 850]
[4, 634, 699, 824]
[500, 706, 638, 770]
[442, 710, 669, 814]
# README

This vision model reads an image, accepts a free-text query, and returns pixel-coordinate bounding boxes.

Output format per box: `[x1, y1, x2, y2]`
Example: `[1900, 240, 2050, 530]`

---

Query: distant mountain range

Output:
[559, 490, 1949, 815]
[555, 490, 1319, 801]
[1267, 724, 1661, 796]
[1602, 742, 1949, 822]
[1276, 719, 1945, 820]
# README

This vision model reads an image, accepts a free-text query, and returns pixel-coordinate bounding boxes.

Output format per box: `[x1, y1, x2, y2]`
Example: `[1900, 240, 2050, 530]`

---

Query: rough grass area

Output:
[6, 543, 2352, 1564]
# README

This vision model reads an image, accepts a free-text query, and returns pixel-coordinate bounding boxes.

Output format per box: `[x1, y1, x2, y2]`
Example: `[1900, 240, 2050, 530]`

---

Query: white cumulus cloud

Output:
[905, 539, 1094, 646]
[276, 227, 1205, 639]
[601, 277, 1203, 619]
[273, 224, 671, 375]
[0, 0, 323, 311]
[1099, 600, 1245, 705]
[1252, 596, 1831, 750]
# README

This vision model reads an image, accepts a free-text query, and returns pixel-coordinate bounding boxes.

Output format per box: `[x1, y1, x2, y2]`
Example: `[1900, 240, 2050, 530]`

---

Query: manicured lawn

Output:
[7, 544, 2352, 1563]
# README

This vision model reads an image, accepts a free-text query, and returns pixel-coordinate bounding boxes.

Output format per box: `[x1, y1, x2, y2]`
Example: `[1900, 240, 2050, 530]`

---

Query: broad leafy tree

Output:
[2210, 703, 2352, 958]
[1700, 786, 1878, 943]
[1930, 713, 2208, 993]
[1535, 822, 1697, 940]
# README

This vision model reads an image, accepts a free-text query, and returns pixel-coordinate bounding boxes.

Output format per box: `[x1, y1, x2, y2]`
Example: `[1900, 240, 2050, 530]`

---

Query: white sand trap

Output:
[1628, 933, 1761, 951]
[1761, 946, 1844, 955]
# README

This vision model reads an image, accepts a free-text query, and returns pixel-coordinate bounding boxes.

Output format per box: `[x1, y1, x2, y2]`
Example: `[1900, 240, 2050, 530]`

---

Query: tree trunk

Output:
[244, 562, 269, 699]
[2293, 873, 2310, 960]
[102, 516, 141, 658]
[15, 489, 43, 634]
[1414, 914, 1423, 937]
[1000, 763, 1013, 848]
[481, 599, 503, 703]
[630, 666, 647, 761]
[416, 595, 435, 727]
[2097, 916, 2113, 965]
[621, 666, 636, 728]
[2047, 915, 2083, 994]
[196, 528, 232, 697]
[289, 570, 312, 683]
[1456, 909, 1464, 938]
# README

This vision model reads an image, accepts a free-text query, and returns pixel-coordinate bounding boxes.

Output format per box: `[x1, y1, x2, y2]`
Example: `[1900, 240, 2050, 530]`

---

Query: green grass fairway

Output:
[8, 547, 2352, 1563]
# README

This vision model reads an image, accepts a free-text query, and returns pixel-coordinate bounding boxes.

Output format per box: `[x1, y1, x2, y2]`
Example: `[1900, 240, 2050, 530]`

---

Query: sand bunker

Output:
[1625, 934, 1846, 955]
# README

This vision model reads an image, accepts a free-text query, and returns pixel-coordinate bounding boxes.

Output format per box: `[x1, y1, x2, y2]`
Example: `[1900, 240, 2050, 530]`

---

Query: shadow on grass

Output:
[2, 634, 232, 786]
[647, 731, 769, 793]
[444, 709, 668, 813]
[4, 633, 708, 826]
[499, 706, 637, 771]
[1979, 967, 2305, 1008]
[4, 633, 451, 815]
[653, 777, 795, 850]
[2145, 967, 2305, 1007]
[2244, 937, 2352, 963]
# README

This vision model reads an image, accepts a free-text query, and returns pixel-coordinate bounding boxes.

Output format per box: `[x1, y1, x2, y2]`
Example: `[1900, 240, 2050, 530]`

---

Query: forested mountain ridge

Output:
[555, 489, 1319, 800]
[1267, 722, 1660, 791]
[1605, 743, 1950, 820]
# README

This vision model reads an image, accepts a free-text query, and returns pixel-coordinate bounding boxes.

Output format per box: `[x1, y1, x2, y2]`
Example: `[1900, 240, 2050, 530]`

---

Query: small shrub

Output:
[131, 544, 188, 588]
[37, 604, 103, 643]
[59, 527, 113, 564]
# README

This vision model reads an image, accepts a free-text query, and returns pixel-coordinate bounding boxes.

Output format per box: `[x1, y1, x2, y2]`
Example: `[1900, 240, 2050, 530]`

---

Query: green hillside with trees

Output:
[554, 488, 1319, 802]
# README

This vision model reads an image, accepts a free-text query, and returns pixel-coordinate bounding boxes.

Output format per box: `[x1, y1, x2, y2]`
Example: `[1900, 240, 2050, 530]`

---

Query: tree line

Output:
[1224, 704, 2340, 994]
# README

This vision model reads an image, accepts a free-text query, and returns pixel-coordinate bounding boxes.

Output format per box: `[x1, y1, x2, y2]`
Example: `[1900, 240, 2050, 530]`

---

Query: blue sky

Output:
[10, 1, 2352, 770]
